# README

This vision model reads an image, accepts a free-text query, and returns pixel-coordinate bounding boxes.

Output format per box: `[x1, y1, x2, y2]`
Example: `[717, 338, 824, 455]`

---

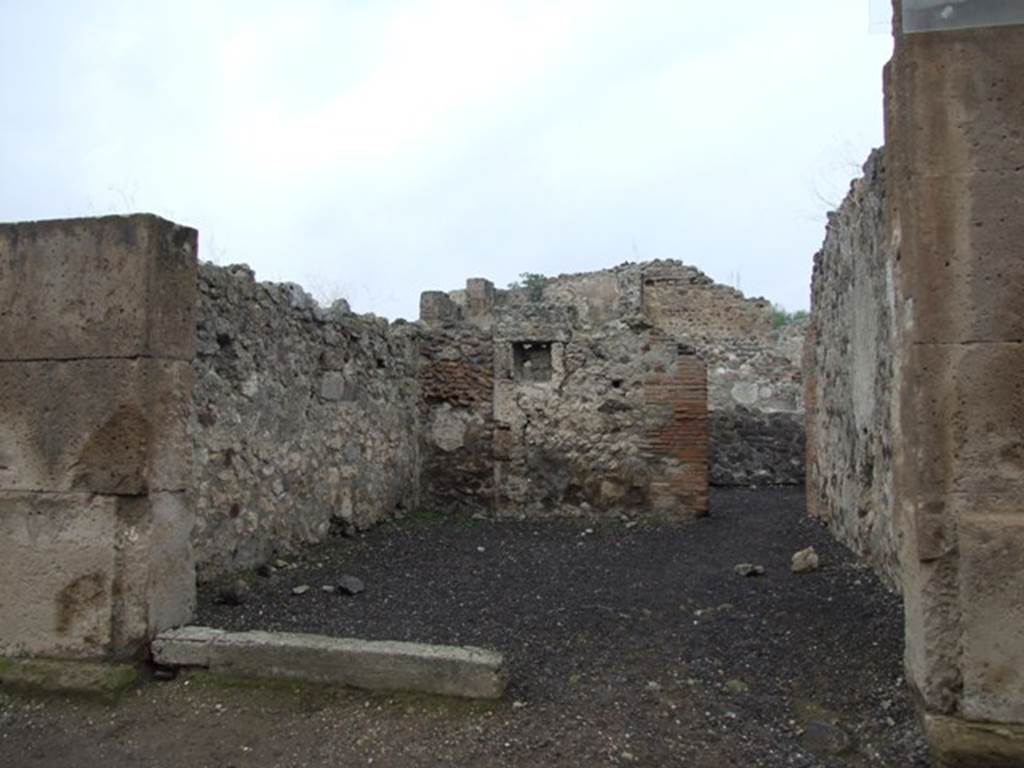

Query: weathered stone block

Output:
[152, 627, 508, 700]
[0, 491, 195, 660]
[924, 714, 1024, 768]
[959, 515, 1024, 724]
[419, 291, 458, 326]
[319, 372, 354, 402]
[112, 493, 196, 656]
[0, 359, 192, 495]
[900, 343, 1024, 499]
[150, 625, 226, 666]
[0, 214, 198, 361]
[465, 278, 496, 320]
[0, 492, 118, 658]
[896, 174, 1024, 346]
[901, 546, 962, 714]
[892, 28, 1024, 178]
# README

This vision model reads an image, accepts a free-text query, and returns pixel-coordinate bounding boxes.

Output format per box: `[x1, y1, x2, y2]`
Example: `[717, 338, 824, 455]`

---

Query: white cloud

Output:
[0, 0, 892, 319]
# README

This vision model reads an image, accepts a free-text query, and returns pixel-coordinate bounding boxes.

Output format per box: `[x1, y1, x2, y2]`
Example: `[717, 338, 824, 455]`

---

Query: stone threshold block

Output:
[0, 214, 197, 361]
[152, 627, 508, 700]
[924, 714, 1024, 768]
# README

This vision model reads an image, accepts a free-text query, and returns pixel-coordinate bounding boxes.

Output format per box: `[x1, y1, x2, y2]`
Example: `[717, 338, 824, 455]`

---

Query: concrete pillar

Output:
[886, 3, 1024, 763]
[0, 214, 198, 660]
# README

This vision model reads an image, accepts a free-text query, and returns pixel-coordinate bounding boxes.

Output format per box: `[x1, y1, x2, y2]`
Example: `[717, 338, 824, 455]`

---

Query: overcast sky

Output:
[1, 1, 893, 320]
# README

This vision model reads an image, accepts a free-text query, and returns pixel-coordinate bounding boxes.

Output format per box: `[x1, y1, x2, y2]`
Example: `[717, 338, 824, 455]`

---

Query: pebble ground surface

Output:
[0, 488, 932, 767]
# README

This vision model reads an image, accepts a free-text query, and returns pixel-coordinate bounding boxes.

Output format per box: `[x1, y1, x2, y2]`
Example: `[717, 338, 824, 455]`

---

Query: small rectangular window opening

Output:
[513, 341, 553, 382]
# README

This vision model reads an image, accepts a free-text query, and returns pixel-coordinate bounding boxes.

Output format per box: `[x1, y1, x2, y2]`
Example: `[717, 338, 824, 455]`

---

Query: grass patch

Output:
[0, 657, 138, 702]
[182, 670, 499, 717]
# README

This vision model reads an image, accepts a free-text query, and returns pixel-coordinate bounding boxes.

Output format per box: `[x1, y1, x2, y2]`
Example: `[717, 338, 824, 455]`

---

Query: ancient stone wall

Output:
[491, 312, 708, 520]
[431, 261, 803, 486]
[639, 263, 773, 342]
[418, 325, 495, 515]
[191, 263, 421, 580]
[805, 149, 900, 590]
[419, 297, 709, 519]
[0, 215, 197, 659]
[705, 323, 805, 487]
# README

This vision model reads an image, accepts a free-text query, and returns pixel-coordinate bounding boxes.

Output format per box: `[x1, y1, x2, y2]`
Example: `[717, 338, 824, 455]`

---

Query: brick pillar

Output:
[643, 346, 708, 518]
[0, 215, 198, 660]
[886, 4, 1024, 763]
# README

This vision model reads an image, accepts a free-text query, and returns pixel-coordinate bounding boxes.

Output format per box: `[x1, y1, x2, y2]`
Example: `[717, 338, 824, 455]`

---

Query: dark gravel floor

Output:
[0, 488, 932, 767]
[195, 487, 932, 767]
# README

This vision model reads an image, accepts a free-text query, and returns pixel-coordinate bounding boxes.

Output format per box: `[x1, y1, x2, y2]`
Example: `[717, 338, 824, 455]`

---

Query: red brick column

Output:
[643, 348, 708, 518]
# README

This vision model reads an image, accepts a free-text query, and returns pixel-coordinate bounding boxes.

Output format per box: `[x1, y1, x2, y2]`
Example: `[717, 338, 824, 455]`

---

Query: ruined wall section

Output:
[428, 262, 803, 486]
[191, 263, 420, 580]
[640, 262, 773, 342]
[491, 327, 708, 520]
[640, 265, 805, 488]
[705, 323, 805, 487]
[489, 315, 708, 520]
[418, 325, 496, 515]
[490, 316, 708, 519]
[418, 295, 709, 520]
[806, 149, 899, 590]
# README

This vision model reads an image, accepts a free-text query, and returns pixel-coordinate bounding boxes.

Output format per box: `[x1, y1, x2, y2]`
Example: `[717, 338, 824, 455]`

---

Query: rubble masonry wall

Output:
[434, 260, 803, 487]
[191, 263, 421, 580]
[805, 149, 900, 590]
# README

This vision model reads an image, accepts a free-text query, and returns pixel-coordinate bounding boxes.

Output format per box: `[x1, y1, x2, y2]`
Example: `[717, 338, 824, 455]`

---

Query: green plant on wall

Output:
[771, 304, 808, 329]
[507, 272, 547, 302]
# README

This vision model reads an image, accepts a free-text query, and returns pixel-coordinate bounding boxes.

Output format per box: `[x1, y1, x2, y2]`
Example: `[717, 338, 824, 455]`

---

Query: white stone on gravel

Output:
[791, 547, 820, 574]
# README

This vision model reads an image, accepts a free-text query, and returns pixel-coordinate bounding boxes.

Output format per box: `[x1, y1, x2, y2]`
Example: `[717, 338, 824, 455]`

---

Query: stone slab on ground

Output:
[152, 626, 508, 700]
[924, 713, 1024, 768]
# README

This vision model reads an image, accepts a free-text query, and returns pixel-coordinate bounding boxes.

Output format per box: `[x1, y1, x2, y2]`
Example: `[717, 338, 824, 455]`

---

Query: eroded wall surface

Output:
[492, 315, 707, 520]
[430, 261, 803, 486]
[419, 295, 708, 519]
[805, 149, 900, 590]
[191, 263, 421, 579]
[0, 215, 197, 659]
[418, 324, 496, 515]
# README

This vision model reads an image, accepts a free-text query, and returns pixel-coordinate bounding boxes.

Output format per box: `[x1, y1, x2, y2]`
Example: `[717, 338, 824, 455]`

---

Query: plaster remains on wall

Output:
[806, 148, 899, 590]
